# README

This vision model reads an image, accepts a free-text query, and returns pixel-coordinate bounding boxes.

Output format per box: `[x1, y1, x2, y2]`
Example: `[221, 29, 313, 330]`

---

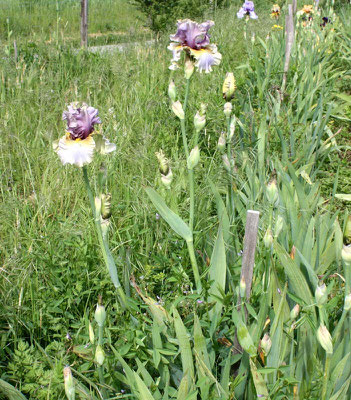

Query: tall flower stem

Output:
[82, 166, 127, 309]
[321, 353, 331, 400]
[181, 77, 201, 292]
[97, 325, 107, 399]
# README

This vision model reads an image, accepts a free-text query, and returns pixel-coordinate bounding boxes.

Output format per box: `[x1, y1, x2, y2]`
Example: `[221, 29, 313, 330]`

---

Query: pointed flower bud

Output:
[63, 366, 75, 400]
[222, 154, 231, 173]
[168, 80, 177, 102]
[224, 102, 233, 118]
[290, 304, 300, 320]
[156, 150, 170, 175]
[200, 103, 207, 116]
[161, 168, 173, 189]
[239, 276, 246, 299]
[95, 345, 105, 366]
[101, 193, 112, 220]
[263, 227, 273, 248]
[266, 179, 279, 207]
[315, 283, 327, 306]
[261, 333, 272, 356]
[222, 72, 236, 101]
[184, 58, 195, 80]
[317, 324, 333, 354]
[344, 293, 351, 311]
[217, 132, 226, 152]
[95, 303, 106, 327]
[342, 245, 351, 266]
[187, 146, 200, 170]
[89, 322, 95, 344]
[194, 111, 206, 133]
[172, 101, 185, 120]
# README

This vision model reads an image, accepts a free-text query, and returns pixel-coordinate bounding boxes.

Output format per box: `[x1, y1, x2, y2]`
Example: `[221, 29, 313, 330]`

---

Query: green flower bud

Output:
[89, 322, 95, 344]
[344, 293, 351, 311]
[263, 227, 273, 248]
[266, 179, 279, 207]
[194, 111, 206, 133]
[168, 80, 177, 102]
[224, 102, 232, 118]
[63, 366, 75, 400]
[184, 59, 194, 80]
[342, 245, 351, 266]
[274, 215, 284, 237]
[156, 150, 170, 175]
[95, 345, 105, 366]
[222, 154, 231, 173]
[222, 72, 236, 101]
[317, 324, 333, 354]
[261, 333, 272, 356]
[95, 304, 106, 327]
[315, 283, 327, 306]
[239, 276, 246, 299]
[217, 132, 226, 152]
[161, 168, 173, 189]
[172, 101, 185, 120]
[187, 146, 200, 170]
[290, 304, 300, 320]
[101, 193, 112, 220]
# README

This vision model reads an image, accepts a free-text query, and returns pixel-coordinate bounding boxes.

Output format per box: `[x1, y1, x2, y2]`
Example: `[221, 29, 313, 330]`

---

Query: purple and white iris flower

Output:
[53, 103, 116, 167]
[168, 19, 222, 73]
[237, 1, 258, 20]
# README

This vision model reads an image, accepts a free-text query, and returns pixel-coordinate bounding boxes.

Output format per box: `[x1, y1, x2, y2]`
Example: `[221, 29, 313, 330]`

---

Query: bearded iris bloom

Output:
[270, 4, 280, 19]
[168, 19, 222, 74]
[237, 1, 258, 20]
[53, 103, 116, 167]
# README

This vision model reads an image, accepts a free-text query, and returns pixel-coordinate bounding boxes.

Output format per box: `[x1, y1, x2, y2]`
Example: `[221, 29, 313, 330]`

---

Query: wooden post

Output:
[239, 210, 260, 301]
[81, 0, 88, 48]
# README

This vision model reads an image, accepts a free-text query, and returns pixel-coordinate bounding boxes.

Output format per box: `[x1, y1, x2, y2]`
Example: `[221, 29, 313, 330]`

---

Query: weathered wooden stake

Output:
[81, 0, 88, 48]
[239, 210, 260, 301]
[13, 41, 18, 63]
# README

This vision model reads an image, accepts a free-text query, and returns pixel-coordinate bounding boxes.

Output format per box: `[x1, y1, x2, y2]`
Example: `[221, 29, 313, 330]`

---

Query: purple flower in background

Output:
[237, 1, 258, 19]
[168, 19, 222, 73]
[63, 103, 101, 140]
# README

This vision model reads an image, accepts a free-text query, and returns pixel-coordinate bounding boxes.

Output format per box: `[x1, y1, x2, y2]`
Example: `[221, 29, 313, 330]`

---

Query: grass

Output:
[1, 0, 351, 398]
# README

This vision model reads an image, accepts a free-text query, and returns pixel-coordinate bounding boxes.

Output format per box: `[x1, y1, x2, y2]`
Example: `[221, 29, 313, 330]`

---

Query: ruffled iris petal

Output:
[54, 135, 95, 167]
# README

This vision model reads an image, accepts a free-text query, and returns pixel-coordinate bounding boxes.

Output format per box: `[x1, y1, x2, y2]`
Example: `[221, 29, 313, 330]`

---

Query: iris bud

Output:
[172, 101, 185, 120]
[261, 333, 272, 356]
[187, 146, 200, 170]
[184, 59, 195, 80]
[101, 193, 112, 220]
[263, 227, 273, 248]
[63, 366, 75, 400]
[95, 345, 105, 366]
[317, 324, 333, 354]
[290, 304, 300, 320]
[168, 80, 177, 102]
[315, 283, 327, 306]
[95, 303, 106, 327]
[224, 102, 233, 118]
[222, 72, 236, 101]
[217, 132, 226, 152]
[266, 179, 279, 207]
[194, 111, 206, 133]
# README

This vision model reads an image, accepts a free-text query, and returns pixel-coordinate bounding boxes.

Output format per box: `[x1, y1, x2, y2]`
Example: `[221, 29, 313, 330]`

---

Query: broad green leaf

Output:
[273, 241, 314, 310]
[209, 226, 227, 319]
[250, 359, 270, 399]
[330, 377, 351, 400]
[208, 179, 230, 244]
[145, 187, 192, 241]
[173, 308, 194, 380]
[0, 379, 27, 400]
[177, 374, 189, 400]
[133, 372, 155, 400]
